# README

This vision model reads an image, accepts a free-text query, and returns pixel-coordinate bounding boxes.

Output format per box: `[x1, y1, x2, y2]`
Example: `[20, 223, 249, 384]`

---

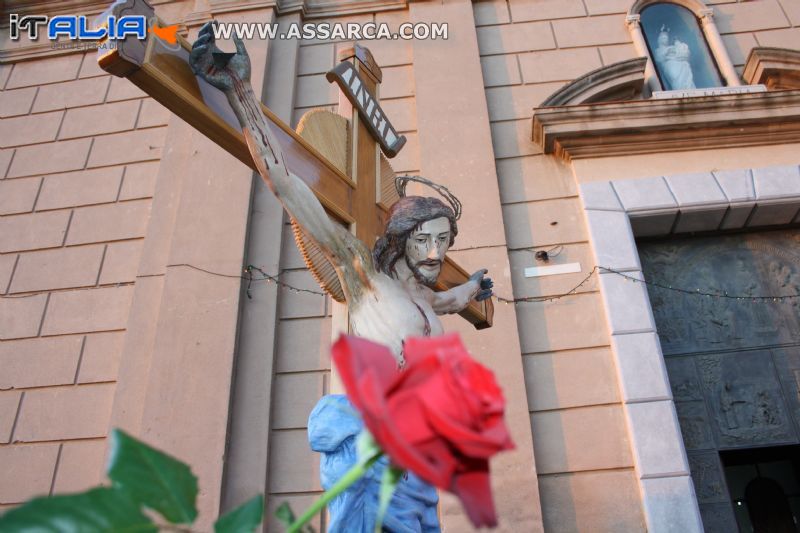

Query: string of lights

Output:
[600, 266, 800, 302]
[164, 263, 329, 298]
[495, 265, 800, 305]
[2, 262, 798, 305]
[494, 266, 597, 304]
[0, 263, 327, 300]
[449, 243, 565, 259]
[243, 265, 326, 298]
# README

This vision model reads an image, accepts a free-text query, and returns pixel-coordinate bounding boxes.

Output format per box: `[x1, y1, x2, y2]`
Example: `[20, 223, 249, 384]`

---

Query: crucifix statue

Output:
[97, 0, 493, 332]
[188, 23, 493, 363]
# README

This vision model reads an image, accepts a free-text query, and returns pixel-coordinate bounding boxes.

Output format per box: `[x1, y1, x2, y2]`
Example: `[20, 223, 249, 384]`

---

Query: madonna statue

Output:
[654, 25, 696, 90]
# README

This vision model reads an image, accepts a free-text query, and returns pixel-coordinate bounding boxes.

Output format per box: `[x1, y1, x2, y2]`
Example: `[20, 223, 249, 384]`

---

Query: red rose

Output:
[332, 333, 514, 528]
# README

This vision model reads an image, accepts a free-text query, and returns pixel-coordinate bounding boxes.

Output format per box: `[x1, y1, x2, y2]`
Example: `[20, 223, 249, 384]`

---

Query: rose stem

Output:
[287, 453, 382, 533]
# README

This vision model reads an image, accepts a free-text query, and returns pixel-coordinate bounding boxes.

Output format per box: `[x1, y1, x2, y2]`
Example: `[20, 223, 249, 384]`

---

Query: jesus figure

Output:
[189, 23, 492, 364]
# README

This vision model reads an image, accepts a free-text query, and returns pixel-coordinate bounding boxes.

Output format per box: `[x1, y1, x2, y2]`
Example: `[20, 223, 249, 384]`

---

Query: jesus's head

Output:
[373, 196, 458, 286]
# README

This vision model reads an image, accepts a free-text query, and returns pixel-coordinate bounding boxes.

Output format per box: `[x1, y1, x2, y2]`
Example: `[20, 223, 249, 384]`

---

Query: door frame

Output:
[579, 164, 800, 532]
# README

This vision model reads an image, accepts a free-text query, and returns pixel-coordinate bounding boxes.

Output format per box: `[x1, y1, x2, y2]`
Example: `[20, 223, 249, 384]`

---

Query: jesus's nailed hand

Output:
[469, 269, 494, 301]
[189, 21, 251, 92]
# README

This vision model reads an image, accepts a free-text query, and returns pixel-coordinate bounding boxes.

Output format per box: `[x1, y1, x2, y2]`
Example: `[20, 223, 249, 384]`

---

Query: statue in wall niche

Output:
[189, 23, 493, 532]
[654, 25, 696, 90]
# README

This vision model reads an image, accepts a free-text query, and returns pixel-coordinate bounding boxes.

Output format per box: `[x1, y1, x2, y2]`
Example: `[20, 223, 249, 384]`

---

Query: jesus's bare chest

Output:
[348, 275, 443, 362]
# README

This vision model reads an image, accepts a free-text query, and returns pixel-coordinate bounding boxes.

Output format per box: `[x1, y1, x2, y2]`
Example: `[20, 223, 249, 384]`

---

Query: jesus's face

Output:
[404, 216, 451, 286]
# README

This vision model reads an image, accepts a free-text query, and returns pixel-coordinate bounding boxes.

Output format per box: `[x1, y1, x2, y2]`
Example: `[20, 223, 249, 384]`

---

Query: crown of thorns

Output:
[395, 175, 462, 221]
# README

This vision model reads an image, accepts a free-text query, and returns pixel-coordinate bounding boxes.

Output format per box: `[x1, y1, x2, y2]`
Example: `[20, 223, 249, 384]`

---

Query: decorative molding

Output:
[182, 10, 216, 28]
[208, 0, 278, 10]
[625, 14, 641, 29]
[541, 57, 647, 106]
[202, 0, 281, 18]
[698, 7, 714, 23]
[743, 47, 800, 91]
[628, 0, 708, 17]
[651, 84, 766, 99]
[299, 0, 406, 18]
[183, 0, 375, 19]
[4, 0, 123, 16]
[532, 90, 800, 160]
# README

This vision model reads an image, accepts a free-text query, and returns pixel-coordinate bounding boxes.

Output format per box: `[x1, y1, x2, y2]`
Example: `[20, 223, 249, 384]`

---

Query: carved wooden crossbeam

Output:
[97, 0, 492, 328]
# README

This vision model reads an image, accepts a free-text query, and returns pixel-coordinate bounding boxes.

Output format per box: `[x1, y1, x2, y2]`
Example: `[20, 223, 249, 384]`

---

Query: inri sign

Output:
[326, 61, 407, 158]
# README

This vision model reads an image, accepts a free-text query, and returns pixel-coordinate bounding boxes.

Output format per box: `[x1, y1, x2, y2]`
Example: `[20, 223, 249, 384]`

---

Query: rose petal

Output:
[422, 401, 514, 458]
[402, 333, 463, 366]
[357, 371, 452, 488]
[412, 368, 473, 428]
[434, 355, 486, 424]
[450, 462, 498, 528]
[449, 356, 505, 416]
[387, 354, 441, 394]
[332, 335, 398, 404]
[385, 389, 436, 444]
[411, 437, 459, 488]
[392, 356, 480, 433]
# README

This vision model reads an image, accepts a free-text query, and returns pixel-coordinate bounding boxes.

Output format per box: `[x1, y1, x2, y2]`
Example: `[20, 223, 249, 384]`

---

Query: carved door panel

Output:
[639, 229, 800, 533]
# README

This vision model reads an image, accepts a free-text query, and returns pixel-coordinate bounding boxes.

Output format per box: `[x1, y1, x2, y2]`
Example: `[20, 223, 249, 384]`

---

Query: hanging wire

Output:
[495, 266, 598, 304]
[494, 265, 800, 305]
[0, 263, 327, 300]
[598, 266, 800, 302]
[2, 261, 798, 304]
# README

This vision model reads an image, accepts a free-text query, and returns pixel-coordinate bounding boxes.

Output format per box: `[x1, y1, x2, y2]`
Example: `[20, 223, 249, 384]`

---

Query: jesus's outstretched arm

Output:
[190, 22, 371, 277]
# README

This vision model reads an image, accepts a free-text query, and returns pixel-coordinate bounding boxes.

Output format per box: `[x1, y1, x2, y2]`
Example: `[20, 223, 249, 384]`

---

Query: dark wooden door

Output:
[639, 229, 800, 532]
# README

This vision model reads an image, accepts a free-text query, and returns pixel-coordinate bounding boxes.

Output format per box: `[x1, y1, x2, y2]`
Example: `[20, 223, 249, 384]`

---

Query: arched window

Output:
[626, 0, 741, 94]
[640, 3, 722, 90]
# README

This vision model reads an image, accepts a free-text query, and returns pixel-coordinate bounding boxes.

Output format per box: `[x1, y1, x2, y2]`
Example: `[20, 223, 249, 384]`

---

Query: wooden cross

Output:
[97, 0, 492, 329]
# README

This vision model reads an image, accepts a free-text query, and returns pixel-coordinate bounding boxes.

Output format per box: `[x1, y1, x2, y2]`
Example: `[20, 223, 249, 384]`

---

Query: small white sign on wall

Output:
[524, 262, 582, 278]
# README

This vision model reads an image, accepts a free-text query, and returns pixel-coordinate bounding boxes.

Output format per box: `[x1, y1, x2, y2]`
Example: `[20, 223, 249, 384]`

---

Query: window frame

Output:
[626, 0, 742, 95]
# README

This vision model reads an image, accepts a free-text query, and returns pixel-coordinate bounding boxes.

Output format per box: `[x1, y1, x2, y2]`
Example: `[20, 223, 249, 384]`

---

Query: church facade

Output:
[1, 0, 800, 531]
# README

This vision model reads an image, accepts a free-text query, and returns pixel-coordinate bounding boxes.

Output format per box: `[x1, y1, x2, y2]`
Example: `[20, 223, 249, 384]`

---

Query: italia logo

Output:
[149, 23, 178, 44]
[8, 14, 178, 46]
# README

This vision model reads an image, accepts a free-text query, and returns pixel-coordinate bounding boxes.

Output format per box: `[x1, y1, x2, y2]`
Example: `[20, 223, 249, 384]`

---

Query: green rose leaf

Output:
[275, 502, 316, 533]
[214, 495, 264, 533]
[107, 428, 199, 524]
[0, 487, 156, 532]
[275, 501, 297, 527]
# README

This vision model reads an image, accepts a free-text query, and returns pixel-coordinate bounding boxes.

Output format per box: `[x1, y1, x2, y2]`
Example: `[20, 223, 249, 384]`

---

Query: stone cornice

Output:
[5, 0, 119, 16]
[541, 57, 647, 106]
[628, 0, 708, 17]
[189, 0, 407, 22]
[532, 90, 800, 160]
[296, 0, 406, 18]
[743, 47, 800, 91]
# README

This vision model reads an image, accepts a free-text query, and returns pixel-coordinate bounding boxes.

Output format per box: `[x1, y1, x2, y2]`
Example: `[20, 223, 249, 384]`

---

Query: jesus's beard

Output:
[406, 255, 441, 287]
